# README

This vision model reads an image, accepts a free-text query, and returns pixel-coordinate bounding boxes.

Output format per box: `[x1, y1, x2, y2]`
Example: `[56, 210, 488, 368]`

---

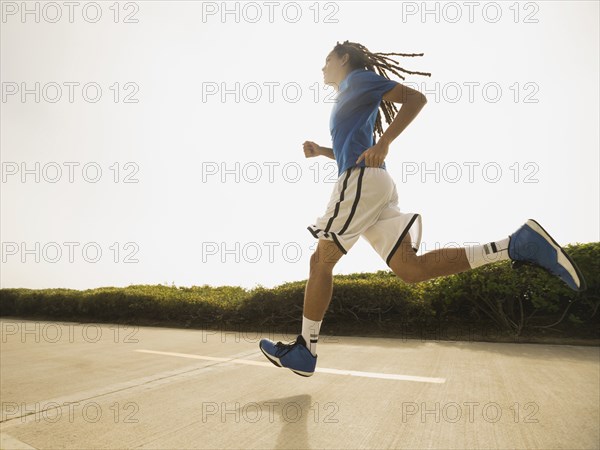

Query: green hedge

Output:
[1, 243, 598, 340]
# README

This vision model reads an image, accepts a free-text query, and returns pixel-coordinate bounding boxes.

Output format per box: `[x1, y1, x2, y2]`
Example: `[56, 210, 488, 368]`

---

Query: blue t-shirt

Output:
[329, 68, 398, 177]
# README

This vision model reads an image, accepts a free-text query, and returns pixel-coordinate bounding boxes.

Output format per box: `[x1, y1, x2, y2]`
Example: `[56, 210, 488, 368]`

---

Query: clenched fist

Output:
[303, 141, 321, 158]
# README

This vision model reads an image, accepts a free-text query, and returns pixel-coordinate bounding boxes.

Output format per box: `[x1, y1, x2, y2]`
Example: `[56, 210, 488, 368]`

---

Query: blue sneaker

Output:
[259, 335, 317, 377]
[508, 219, 587, 292]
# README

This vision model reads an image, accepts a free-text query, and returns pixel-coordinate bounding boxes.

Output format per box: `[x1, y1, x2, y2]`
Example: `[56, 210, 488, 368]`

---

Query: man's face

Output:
[322, 51, 348, 89]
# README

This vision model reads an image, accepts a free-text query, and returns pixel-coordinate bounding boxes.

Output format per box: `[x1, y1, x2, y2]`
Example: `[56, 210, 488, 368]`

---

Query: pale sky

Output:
[1, 1, 598, 290]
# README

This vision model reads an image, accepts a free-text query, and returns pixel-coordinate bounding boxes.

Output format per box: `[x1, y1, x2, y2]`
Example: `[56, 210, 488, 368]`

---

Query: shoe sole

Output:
[523, 219, 587, 292]
[259, 345, 314, 377]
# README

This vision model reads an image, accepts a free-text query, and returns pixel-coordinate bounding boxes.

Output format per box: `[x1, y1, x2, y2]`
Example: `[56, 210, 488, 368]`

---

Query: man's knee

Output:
[390, 256, 427, 284]
[310, 251, 336, 272]
[310, 240, 343, 271]
[387, 241, 425, 283]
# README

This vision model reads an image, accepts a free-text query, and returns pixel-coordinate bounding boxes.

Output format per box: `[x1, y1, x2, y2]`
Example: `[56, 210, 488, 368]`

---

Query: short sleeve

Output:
[349, 70, 398, 104]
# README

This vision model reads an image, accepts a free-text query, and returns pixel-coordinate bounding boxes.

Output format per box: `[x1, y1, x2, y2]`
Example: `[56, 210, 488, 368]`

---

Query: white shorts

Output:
[307, 166, 422, 266]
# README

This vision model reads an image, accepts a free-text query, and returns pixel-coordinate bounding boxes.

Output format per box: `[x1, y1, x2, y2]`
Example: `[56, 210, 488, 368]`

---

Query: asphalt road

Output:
[1, 318, 598, 449]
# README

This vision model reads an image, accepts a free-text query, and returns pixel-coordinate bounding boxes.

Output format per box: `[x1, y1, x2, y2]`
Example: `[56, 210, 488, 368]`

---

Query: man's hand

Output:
[356, 140, 390, 167]
[303, 141, 322, 158]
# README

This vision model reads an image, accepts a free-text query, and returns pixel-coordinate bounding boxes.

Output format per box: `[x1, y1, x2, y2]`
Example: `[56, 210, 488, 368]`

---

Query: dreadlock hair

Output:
[331, 40, 431, 145]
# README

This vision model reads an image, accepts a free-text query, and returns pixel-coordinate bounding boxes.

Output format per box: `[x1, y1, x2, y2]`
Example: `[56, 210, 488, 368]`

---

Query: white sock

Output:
[301, 316, 321, 356]
[466, 237, 511, 269]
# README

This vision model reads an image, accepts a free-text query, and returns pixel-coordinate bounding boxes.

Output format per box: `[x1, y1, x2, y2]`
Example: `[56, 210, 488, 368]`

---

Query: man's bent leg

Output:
[389, 234, 472, 283]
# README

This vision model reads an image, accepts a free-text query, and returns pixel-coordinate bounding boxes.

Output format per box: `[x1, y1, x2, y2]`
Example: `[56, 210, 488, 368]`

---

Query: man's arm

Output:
[379, 83, 428, 146]
[318, 146, 336, 160]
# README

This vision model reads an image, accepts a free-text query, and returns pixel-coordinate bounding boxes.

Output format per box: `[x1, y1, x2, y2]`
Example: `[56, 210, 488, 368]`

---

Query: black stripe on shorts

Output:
[330, 232, 347, 255]
[339, 166, 365, 235]
[324, 167, 353, 234]
[307, 226, 319, 239]
[386, 214, 419, 266]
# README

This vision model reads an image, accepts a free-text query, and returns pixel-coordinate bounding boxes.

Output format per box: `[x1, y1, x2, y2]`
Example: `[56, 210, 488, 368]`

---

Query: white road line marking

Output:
[135, 349, 446, 384]
[316, 367, 445, 383]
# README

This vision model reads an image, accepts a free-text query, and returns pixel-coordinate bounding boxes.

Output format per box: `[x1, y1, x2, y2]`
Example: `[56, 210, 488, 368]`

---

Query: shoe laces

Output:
[273, 337, 301, 357]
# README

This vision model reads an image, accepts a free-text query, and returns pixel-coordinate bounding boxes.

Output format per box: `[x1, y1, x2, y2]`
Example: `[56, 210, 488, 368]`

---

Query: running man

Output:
[259, 40, 586, 377]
